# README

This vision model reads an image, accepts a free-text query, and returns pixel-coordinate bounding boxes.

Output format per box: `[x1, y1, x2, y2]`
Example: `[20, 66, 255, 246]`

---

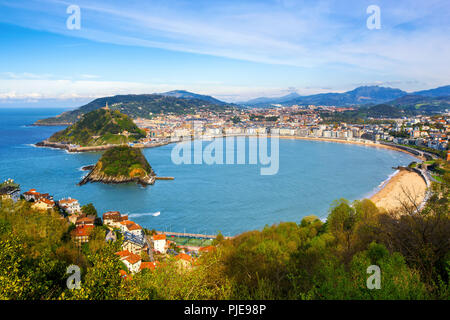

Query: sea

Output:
[0, 108, 418, 236]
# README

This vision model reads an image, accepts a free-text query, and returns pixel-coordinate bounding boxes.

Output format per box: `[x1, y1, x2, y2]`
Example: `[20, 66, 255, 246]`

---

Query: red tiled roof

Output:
[124, 253, 141, 265]
[140, 262, 156, 270]
[153, 234, 166, 241]
[128, 224, 142, 231]
[71, 225, 94, 237]
[59, 198, 78, 204]
[115, 250, 132, 259]
[37, 198, 55, 206]
[176, 253, 192, 262]
[76, 216, 94, 223]
[103, 211, 121, 220]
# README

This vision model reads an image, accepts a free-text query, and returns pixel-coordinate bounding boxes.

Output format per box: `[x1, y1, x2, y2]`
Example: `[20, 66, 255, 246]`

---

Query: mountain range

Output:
[34, 85, 449, 125]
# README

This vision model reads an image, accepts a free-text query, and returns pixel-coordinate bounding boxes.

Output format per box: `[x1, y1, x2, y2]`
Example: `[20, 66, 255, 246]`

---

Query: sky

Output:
[0, 0, 449, 107]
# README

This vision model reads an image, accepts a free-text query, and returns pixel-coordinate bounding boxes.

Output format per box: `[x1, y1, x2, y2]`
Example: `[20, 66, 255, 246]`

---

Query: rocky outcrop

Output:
[79, 164, 156, 186]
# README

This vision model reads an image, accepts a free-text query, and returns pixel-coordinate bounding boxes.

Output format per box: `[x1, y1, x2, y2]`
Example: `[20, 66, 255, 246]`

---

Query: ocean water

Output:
[0, 108, 418, 236]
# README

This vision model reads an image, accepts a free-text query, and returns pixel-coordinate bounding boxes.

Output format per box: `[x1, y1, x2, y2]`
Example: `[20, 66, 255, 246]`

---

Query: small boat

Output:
[152, 211, 161, 217]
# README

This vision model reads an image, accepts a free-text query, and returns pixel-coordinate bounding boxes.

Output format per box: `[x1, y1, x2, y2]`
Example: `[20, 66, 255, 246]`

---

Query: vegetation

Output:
[96, 146, 154, 178]
[0, 173, 448, 300]
[36, 94, 235, 125]
[48, 109, 146, 147]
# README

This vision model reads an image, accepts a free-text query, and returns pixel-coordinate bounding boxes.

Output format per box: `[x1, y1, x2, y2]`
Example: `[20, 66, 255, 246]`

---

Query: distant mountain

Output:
[159, 90, 228, 105]
[241, 92, 302, 106]
[365, 104, 404, 118]
[412, 85, 450, 97]
[242, 86, 407, 107]
[386, 95, 450, 114]
[47, 109, 146, 147]
[35, 93, 234, 125]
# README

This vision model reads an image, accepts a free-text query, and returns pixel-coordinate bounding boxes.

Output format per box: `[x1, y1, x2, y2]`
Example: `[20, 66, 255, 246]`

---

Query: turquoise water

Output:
[0, 108, 417, 236]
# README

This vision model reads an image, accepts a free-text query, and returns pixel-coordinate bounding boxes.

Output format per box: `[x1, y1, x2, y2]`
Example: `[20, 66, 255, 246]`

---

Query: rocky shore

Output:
[79, 164, 156, 186]
[35, 139, 169, 153]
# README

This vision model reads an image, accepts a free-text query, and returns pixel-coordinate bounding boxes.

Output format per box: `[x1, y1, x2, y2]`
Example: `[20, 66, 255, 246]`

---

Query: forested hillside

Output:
[1, 172, 448, 300]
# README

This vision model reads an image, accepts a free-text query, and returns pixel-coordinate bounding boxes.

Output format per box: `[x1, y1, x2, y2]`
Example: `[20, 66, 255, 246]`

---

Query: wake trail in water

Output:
[129, 212, 160, 218]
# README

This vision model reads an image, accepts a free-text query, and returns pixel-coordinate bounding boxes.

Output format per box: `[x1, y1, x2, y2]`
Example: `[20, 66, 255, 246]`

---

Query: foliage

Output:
[37, 94, 235, 125]
[97, 146, 154, 178]
[49, 109, 146, 146]
[1, 173, 448, 300]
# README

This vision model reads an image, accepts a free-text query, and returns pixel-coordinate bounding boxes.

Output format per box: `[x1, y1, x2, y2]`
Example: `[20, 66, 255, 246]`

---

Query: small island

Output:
[79, 146, 156, 186]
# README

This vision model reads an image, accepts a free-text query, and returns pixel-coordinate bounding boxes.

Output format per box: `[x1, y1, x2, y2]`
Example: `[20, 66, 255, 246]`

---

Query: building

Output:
[120, 220, 143, 235]
[75, 216, 95, 227]
[0, 179, 20, 202]
[176, 252, 193, 269]
[127, 223, 144, 237]
[32, 198, 55, 211]
[58, 197, 81, 215]
[23, 189, 52, 202]
[152, 234, 167, 253]
[122, 232, 146, 255]
[103, 211, 128, 229]
[115, 250, 142, 274]
[71, 225, 94, 246]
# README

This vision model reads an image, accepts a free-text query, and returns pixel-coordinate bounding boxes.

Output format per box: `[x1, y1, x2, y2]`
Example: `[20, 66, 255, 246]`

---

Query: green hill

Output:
[79, 146, 156, 186]
[48, 108, 146, 147]
[35, 93, 234, 125]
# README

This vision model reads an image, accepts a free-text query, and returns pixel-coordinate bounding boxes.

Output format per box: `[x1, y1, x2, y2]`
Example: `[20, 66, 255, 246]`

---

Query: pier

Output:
[156, 230, 233, 240]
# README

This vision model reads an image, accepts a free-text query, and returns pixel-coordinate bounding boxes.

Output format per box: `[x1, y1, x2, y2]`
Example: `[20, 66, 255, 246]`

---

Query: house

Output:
[103, 211, 128, 229]
[32, 198, 55, 211]
[115, 250, 142, 274]
[75, 216, 95, 227]
[0, 179, 20, 202]
[71, 225, 94, 246]
[152, 234, 167, 253]
[122, 232, 146, 255]
[119, 220, 143, 235]
[175, 252, 193, 269]
[58, 197, 81, 215]
[23, 189, 51, 202]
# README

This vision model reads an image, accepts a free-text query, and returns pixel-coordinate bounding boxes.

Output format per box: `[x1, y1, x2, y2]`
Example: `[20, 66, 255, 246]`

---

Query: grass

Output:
[169, 236, 214, 247]
[432, 174, 444, 183]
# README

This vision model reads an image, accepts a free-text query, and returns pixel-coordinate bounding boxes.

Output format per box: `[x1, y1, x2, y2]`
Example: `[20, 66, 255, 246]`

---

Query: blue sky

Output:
[0, 0, 449, 106]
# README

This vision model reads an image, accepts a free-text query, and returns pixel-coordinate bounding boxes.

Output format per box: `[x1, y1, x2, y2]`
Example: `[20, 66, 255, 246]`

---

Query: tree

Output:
[61, 246, 123, 300]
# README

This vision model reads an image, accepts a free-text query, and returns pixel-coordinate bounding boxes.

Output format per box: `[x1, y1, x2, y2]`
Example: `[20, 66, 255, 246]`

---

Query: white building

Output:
[152, 234, 167, 253]
[58, 197, 81, 215]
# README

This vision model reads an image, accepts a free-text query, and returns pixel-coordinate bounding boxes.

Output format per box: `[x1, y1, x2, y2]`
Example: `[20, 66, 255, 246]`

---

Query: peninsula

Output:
[40, 107, 146, 148]
[79, 146, 156, 186]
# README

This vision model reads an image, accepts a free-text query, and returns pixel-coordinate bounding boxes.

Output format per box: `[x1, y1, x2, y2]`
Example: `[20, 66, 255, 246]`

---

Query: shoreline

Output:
[35, 134, 428, 214]
[369, 168, 428, 211]
[35, 134, 424, 160]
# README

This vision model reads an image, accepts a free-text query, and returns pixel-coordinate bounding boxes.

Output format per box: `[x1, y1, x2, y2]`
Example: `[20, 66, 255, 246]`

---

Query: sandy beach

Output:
[369, 169, 427, 212]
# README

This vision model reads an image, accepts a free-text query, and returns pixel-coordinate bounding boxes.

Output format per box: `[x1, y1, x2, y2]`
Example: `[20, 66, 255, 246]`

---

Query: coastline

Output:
[36, 134, 424, 160]
[369, 168, 428, 211]
[36, 134, 429, 213]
